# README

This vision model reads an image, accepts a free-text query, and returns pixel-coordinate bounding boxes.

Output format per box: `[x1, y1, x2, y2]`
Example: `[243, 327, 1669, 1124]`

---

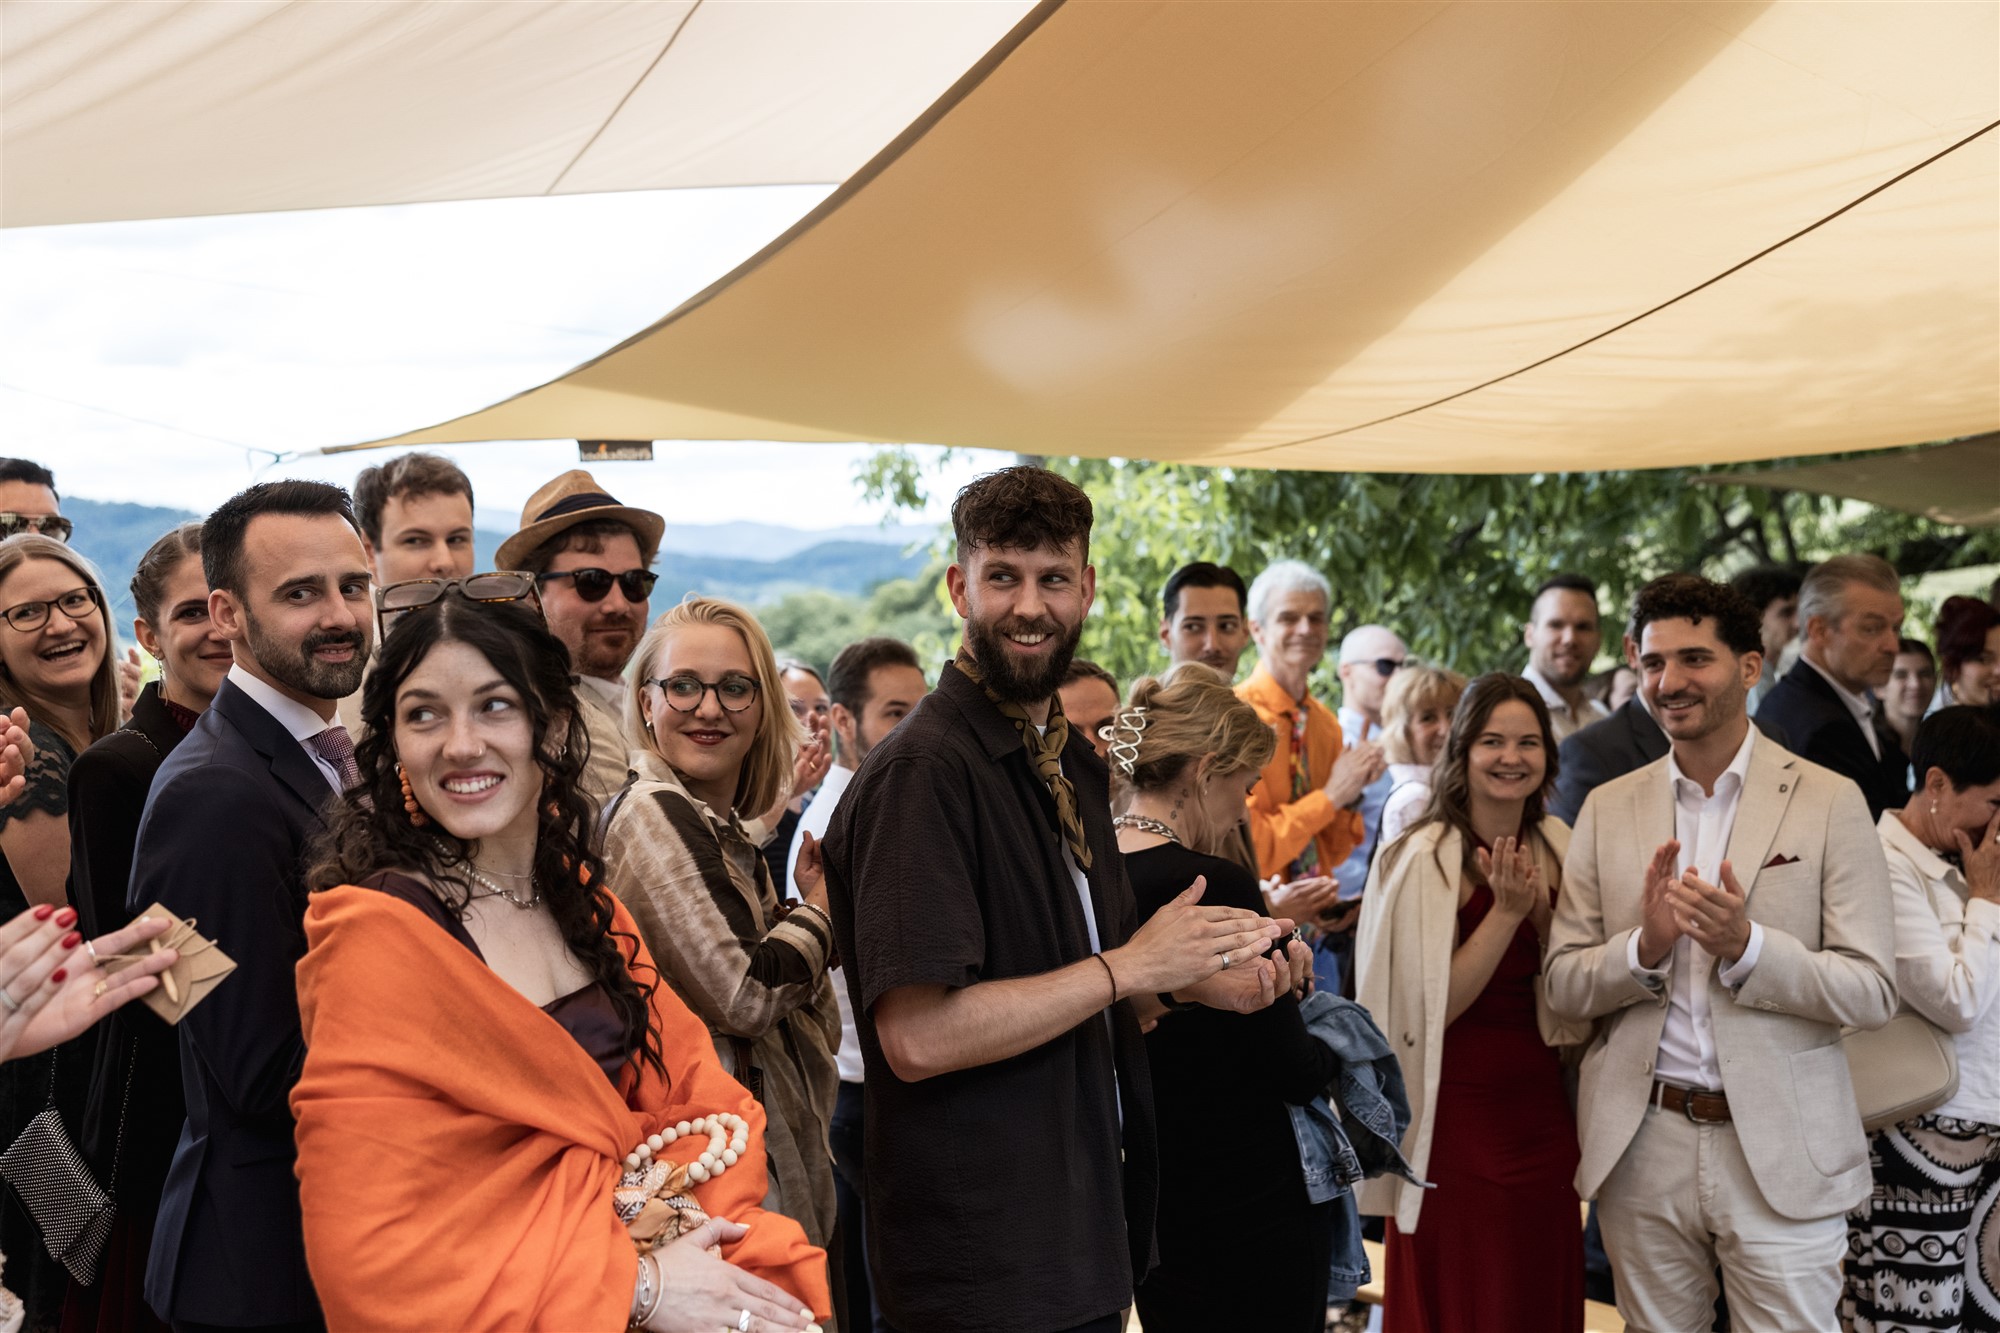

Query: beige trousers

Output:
[1597, 1104, 1846, 1333]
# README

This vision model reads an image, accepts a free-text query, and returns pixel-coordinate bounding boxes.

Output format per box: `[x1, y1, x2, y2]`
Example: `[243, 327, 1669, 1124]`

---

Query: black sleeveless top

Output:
[358, 871, 630, 1082]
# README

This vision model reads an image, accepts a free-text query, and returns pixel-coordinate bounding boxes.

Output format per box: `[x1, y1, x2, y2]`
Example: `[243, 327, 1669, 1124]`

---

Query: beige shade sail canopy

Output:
[343, 0, 2000, 474]
[1695, 435, 2000, 528]
[0, 1, 1036, 227]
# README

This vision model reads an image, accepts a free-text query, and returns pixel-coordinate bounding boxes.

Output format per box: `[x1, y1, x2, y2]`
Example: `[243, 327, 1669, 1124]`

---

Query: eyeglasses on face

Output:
[2, 584, 101, 633]
[533, 567, 659, 604]
[375, 572, 544, 636]
[0, 513, 72, 544]
[646, 673, 760, 714]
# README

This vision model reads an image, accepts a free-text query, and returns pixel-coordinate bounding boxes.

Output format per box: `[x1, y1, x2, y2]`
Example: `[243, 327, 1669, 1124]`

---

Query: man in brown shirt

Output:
[824, 467, 1293, 1332]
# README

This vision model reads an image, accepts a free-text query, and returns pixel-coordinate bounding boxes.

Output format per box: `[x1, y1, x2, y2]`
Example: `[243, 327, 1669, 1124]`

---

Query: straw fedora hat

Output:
[496, 469, 666, 571]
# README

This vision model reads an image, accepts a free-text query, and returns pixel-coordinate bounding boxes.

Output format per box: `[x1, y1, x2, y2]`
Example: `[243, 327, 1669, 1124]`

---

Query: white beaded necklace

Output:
[623, 1112, 750, 1183]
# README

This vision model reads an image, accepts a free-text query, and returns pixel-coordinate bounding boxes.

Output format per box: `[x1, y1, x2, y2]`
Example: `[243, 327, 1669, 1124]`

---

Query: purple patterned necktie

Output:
[308, 724, 362, 793]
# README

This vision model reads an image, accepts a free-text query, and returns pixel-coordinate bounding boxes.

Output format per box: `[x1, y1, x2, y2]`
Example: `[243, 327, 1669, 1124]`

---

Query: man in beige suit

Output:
[1546, 573, 1896, 1333]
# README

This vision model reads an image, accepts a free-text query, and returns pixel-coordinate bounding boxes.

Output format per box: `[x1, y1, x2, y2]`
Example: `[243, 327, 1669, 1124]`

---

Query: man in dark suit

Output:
[130, 481, 373, 1333]
[1754, 553, 1910, 818]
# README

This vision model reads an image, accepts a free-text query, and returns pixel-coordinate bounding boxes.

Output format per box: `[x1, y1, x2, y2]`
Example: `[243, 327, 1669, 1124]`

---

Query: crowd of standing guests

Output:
[0, 450, 1993, 1333]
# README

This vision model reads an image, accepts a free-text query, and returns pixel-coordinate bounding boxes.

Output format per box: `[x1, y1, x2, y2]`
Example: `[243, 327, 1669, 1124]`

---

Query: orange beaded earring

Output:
[397, 763, 429, 827]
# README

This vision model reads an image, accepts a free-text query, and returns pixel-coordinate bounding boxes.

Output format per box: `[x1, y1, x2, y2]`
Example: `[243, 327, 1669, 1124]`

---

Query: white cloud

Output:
[0, 187, 987, 529]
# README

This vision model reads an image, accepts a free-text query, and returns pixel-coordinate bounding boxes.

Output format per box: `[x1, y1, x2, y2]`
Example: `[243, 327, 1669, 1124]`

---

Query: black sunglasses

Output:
[1364, 657, 1407, 679]
[533, 567, 659, 604]
[0, 513, 72, 544]
[376, 572, 544, 636]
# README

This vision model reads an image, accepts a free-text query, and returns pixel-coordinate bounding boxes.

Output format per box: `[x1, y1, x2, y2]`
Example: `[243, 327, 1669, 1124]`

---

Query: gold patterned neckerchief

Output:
[954, 648, 1092, 870]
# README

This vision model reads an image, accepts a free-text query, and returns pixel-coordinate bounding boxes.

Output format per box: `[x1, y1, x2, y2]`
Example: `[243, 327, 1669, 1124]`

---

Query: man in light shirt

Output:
[1756, 553, 1910, 818]
[785, 636, 927, 1333]
[1546, 572, 1896, 1333]
[1332, 623, 1405, 902]
[1523, 573, 1610, 744]
[496, 470, 663, 806]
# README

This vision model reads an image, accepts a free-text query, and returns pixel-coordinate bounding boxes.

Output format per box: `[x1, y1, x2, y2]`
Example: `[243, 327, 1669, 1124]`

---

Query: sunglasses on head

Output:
[533, 567, 659, 604]
[376, 572, 544, 636]
[0, 513, 72, 544]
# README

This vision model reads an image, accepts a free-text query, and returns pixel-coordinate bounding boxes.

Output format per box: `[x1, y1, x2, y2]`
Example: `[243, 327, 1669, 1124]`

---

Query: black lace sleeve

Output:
[0, 720, 74, 829]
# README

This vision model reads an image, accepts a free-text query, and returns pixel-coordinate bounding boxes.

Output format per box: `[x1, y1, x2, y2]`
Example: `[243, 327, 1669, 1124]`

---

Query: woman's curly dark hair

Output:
[307, 595, 664, 1079]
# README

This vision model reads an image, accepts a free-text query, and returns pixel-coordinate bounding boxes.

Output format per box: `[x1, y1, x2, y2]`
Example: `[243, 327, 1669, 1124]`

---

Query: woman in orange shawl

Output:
[292, 585, 829, 1332]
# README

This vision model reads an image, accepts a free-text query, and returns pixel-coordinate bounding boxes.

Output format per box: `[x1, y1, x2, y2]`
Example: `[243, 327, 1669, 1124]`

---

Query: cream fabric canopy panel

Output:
[0, 0, 1036, 227]
[341, 0, 1996, 472]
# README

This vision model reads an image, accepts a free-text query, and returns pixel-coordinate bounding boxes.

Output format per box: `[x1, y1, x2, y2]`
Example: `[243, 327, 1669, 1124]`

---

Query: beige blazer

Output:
[1544, 736, 1897, 1222]
[1354, 817, 1589, 1232]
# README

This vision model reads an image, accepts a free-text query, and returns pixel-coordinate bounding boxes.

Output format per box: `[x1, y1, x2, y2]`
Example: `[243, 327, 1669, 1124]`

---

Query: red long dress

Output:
[1383, 881, 1584, 1333]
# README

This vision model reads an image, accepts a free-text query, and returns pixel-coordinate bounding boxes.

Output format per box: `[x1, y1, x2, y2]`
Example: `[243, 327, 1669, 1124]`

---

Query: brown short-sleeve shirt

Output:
[822, 663, 1158, 1333]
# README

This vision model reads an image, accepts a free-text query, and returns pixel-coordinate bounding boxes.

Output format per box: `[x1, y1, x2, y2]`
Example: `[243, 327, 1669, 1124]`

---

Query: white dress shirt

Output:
[1799, 655, 1882, 760]
[1524, 663, 1610, 745]
[787, 765, 862, 1083]
[226, 663, 344, 792]
[1378, 763, 1432, 848]
[1878, 812, 2000, 1123]
[1626, 725, 1766, 1090]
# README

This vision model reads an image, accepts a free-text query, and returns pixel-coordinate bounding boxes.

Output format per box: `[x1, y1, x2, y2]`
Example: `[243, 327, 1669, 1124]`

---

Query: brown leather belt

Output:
[1652, 1080, 1732, 1123]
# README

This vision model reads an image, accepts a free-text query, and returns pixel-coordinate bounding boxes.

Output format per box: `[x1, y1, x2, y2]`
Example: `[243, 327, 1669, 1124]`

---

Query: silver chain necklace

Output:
[1113, 813, 1184, 846]
[465, 864, 542, 910]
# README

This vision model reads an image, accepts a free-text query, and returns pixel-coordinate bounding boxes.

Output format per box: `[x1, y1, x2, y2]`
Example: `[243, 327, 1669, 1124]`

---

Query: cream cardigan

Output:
[1353, 817, 1588, 1232]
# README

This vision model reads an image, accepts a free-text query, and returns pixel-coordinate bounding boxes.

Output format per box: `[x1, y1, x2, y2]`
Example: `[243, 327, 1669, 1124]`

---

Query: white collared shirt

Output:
[226, 663, 345, 793]
[1799, 655, 1882, 760]
[1878, 812, 2000, 1122]
[1626, 725, 1766, 1090]
[1523, 663, 1610, 744]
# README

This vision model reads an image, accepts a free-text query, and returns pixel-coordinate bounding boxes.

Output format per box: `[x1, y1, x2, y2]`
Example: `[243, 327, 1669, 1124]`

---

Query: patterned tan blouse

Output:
[602, 748, 841, 1256]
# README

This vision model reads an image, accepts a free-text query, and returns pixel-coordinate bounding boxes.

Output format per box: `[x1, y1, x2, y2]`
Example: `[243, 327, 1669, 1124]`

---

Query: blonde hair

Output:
[1380, 663, 1468, 766]
[0, 534, 120, 756]
[625, 596, 803, 817]
[1107, 662, 1275, 856]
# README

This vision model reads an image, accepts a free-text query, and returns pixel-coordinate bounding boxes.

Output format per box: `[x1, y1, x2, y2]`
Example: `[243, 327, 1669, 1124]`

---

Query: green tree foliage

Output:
[856, 446, 1995, 692]
[759, 564, 959, 679]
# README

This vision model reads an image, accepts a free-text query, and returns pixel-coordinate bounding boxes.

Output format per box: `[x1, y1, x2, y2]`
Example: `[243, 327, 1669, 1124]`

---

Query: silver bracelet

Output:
[630, 1252, 662, 1330]
[791, 901, 834, 934]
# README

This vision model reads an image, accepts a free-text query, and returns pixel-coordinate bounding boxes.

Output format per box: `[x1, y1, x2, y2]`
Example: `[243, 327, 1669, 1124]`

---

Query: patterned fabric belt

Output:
[1652, 1080, 1731, 1123]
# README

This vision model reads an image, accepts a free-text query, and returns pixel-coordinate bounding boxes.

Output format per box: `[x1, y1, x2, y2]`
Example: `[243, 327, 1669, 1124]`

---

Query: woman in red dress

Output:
[1355, 673, 1587, 1333]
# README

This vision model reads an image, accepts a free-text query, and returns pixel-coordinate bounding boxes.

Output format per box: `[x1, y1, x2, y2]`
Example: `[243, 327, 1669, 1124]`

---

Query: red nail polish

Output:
[53, 907, 76, 928]
[49, 969, 66, 985]
[32, 904, 53, 921]
[61, 932, 81, 950]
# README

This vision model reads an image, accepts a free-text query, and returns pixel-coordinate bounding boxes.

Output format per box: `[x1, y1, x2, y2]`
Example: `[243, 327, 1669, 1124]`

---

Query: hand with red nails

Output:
[0, 908, 180, 1064]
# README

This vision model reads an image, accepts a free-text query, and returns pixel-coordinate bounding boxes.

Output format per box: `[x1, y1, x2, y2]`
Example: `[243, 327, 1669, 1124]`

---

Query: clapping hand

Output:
[117, 648, 145, 723]
[0, 708, 31, 806]
[1635, 839, 1683, 968]
[1475, 835, 1547, 936]
[1111, 877, 1289, 999]
[792, 830, 828, 912]
[1670, 860, 1752, 965]
[1264, 875, 1339, 921]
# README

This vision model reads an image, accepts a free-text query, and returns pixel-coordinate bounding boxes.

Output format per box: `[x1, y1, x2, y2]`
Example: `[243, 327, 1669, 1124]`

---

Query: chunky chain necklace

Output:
[1113, 813, 1184, 846]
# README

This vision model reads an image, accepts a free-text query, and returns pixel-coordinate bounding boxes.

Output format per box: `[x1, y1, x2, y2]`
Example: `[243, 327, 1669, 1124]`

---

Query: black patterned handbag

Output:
[0, 1044, 133, 1286]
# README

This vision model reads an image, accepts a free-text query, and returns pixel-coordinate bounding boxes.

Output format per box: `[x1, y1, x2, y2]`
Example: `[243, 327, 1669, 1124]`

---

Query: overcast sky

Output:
[0, 185, 983, 531]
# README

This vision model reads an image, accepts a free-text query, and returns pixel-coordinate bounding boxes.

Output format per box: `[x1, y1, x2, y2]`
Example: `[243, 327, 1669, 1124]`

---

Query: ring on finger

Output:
[1216, 950, 1232, 970]
[84, 939, 99, 962]
[738, 1310, 753, 1332]
[0, 988, 18, 1014]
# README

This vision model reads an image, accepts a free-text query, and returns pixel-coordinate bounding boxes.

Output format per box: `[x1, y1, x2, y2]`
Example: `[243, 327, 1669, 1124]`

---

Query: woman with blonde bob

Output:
[1355, 673, 1590, 1333]
[605, 596, 841, 1287]
[1377, 663, 1468, 848]
[1111, 663, 1333, 1333]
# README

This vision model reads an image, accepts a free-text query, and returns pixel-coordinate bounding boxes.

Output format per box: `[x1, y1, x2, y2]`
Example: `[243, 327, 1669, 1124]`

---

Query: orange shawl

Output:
[292, 885, 830, 1331]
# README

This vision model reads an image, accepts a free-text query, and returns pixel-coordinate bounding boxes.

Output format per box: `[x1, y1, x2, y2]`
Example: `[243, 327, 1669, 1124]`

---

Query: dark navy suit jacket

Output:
[1754, 661, 1909, 818]
[129, 677, 331, 1326]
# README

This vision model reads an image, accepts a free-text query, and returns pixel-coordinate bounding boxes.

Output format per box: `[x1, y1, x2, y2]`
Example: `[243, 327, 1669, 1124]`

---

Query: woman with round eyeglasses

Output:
[0, 532, 120, 1327]
[603, 597, 841, 1312]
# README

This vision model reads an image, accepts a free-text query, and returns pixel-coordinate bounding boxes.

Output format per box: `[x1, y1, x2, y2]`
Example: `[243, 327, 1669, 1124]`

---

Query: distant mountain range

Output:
[64, 496, 936, 637]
